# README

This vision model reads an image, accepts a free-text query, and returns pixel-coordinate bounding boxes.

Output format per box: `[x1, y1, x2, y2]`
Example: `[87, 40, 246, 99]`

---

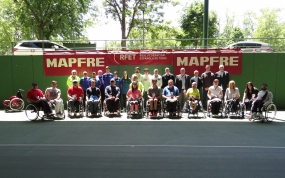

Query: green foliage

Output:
[177, 0, 218, 48]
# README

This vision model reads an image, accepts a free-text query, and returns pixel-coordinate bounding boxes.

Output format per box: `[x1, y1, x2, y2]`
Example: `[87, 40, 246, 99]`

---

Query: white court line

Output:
[1, 144, 285, 149]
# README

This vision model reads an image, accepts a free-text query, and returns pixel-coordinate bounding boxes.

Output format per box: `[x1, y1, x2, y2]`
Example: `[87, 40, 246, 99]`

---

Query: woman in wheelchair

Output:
[162, 79, 179, 116]
[207, 79, 223, 115]
[27, 82, 53, 117]
[147, 77, 162, 117]
[242, 82, 259, 110]
[224, 80, 240, 113]
[86, 79, 101, 116]
[127, 81, 142, 114]
[67, 80, 84, 116]
[185, 82, 200, 113]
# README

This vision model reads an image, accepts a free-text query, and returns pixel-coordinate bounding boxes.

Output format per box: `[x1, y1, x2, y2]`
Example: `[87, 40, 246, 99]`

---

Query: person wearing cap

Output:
[27, 83, 53, 116]
[86, 79, 101, 116]
[131, 67, 142, 82]
[120, 71, 132, 112]
[80, 71, 91, 111]
[105, 78, 120, 114]
[89, 72, 101, 88]
[162, 79, 180, 116]
[141, 68, 152, 109]
[162, 67, 175, 89]
[129, 75, 144, 94]
[249, 83, 273, 122]
[153, 69, 162, 88]
[45, 80, 64, 116]
[147, 77, 162, 116]
[67, 80, 84, 116]
[66, 70, 80, 88]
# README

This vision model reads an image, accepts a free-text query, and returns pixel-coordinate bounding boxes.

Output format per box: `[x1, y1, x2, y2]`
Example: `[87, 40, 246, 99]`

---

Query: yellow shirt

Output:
[186, 88, 200, 99]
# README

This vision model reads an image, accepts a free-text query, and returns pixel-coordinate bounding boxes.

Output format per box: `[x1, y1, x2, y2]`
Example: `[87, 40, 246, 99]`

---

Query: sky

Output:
[86, 0, 284, 46]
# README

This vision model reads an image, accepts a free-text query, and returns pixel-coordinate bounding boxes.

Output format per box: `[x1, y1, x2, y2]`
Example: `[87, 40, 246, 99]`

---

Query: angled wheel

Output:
[265, 104, 277, 122]
[10, 98, 25, 111]
[25, 104, 38, 121]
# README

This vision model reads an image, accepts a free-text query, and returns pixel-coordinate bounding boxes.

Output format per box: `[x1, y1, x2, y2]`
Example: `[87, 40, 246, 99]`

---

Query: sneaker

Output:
[153, 112, 157, 116]
[173, 113, 176, 116]
[149, 112, 153, 116]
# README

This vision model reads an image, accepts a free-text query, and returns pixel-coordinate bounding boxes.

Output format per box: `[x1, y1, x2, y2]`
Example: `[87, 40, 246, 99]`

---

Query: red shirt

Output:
[26, 89, 44, 101]
[68, 86, 84, 100]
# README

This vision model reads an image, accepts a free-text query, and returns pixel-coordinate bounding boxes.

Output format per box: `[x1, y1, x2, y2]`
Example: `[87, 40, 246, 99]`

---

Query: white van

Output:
[225, 41, 273, 52]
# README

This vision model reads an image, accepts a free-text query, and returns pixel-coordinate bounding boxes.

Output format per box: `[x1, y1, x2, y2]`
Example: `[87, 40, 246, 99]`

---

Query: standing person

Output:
[67, 80, 84, 116]
[162, 67, 175, 89]
[147, 77, 162, 116]
[80, 71, 90, 111]
[201, 65, 215, 109]
[86, 79, 101, 116]
[66, 69, 80, 88]
[45, 80, 64, 116]
[105, 78, 120, 114]
[132, 67, 142, 82]
[113, 71, 122, 88]
[102, 66, 114, 108]
[153, 69, 162, 88]
[98, 70, 104, 110]
[175, 67, 190, 111]
[141, 68, 152, 109]
[215, 65, 230, 98]
[89, 72, 101, 88]
[190, 70, 203, 91]
[120, 71, 132, 112]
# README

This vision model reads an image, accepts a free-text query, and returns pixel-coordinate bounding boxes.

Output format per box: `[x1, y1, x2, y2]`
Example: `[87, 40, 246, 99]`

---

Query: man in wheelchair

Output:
[67, 80, 84, 116]
[26, 82, 53, 117]
[249, 83, 273, 122]
[147, 77, 162, 117]
[45, 80, 64, 116]
[162, 79, 179, 116]
[127, 81, 142, 114]
[86, 79, 101, 116]
[105, 78, 120, 114]
[207, 79, 223, 115]
[185, 82, 200, 114]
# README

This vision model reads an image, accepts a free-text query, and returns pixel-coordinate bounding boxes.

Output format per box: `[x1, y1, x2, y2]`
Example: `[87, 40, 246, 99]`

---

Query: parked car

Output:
[13, 40, 70, 55]
[225, 41, 273, 52]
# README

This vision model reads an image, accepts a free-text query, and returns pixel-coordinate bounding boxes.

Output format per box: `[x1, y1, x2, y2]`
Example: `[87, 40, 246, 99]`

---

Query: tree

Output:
[177, 1, 218, 48]
[14, 0, 97, 40]
[103, 0, 177, 48]
[242, 11, 257, 39]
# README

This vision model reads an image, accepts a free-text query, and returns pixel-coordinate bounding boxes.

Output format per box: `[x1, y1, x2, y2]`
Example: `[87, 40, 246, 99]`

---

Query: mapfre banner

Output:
[173, 50, 242, 75]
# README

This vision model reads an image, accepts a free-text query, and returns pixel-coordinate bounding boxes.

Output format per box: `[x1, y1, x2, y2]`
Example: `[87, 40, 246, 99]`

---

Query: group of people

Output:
[26, 65, 273, 120]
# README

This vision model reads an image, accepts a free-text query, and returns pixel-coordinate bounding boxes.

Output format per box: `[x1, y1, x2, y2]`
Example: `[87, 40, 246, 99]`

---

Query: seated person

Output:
[67, 80, 84, 116]
[105, 78, 120, 114]
[250, 83, 273, 121]
[129, 75, 144, 94]
[207, 79, 223, 115]
[185, 82, 200, 113]
[126, 81, 142, 114]
[45, 80, 64, 116]
[162, 79, 179, 116]
[147, 77, 162, 116]
[242, 81, 259, 110]
[224, 80, 240, 112]
[86, 79, 101, 115]
[27, 82, 53, 116]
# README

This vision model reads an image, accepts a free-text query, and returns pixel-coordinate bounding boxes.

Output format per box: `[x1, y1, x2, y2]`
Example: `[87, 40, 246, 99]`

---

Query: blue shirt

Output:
[121, 78, 132, 94]
[89, 78, 101, 88]
[114, 77, 122, 88]
[80, 77, 90, 91]
[103, 73, 114, 89]
[163, 86, 179, 97]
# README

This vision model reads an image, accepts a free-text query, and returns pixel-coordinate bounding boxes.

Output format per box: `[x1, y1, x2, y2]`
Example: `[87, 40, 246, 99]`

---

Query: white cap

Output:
[71, 69, 77, 73]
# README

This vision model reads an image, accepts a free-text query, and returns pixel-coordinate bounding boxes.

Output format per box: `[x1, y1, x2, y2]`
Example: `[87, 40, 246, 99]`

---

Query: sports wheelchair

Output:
[86, 99, 102, 117]
[146, 98, 162, 119]
[25, 100, 55, 121]
[126, 98, 144, 119]
[67, 99, 84, 117]
[47, 99, 65, 119]
[162, 99, 181, 118]
[223, 99, 244, 118]
[3, 89, 25, 112]
[186, 99, 206, 118]
[207, 98, 224, 118]
[103, 98, 121, 117]
[250, 102, 277, 122]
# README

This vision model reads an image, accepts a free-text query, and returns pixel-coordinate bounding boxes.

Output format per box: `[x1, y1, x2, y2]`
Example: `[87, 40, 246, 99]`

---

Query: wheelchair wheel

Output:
[25, 104, 38, 121]
[265, 104, 277, 122]
[10, 98, 25, 111]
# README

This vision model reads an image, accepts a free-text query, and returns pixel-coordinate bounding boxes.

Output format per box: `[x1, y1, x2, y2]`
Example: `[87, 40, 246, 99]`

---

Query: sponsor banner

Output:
[173, 51, 242, 75]
[44, 53, 109, 76]
[108, 49, 173, 65]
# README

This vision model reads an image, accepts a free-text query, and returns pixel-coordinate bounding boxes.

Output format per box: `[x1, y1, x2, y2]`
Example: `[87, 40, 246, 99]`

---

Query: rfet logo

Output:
[173, 52, 242, 75]
[44, 54, 107, 76]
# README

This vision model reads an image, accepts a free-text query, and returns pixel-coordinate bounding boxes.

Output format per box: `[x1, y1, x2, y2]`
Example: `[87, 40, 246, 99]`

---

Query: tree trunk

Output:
[38, 25, 44, 40]
[121, 0, 126, 49]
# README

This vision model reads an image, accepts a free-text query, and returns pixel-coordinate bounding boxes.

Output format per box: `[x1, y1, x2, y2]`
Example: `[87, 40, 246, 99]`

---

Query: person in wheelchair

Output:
[105, 78, 120, 114]
[242, 82, 259, 110]
[27, 82, 53, 116]
[185, 82, 200, 113]
[207, 79, 223, 115]
[224, 80, 240, 113]
[45, 80, 64, 116]
[147, 77, 162, 117]
[86, 79, 101, 116]
[162, 79, 179, 116]
[249, 83, 273, 122]
[127, 81, 142, 114]
[67, 80, 84, 116]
